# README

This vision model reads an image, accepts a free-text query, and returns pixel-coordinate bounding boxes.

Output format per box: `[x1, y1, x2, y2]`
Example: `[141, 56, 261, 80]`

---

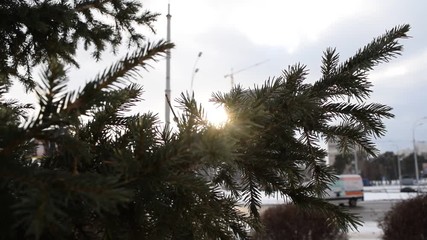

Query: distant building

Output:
[395, 141, 427, 158]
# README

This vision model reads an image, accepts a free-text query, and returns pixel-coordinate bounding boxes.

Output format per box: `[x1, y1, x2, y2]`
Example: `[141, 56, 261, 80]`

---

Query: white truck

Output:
[324, 174, 364, 207]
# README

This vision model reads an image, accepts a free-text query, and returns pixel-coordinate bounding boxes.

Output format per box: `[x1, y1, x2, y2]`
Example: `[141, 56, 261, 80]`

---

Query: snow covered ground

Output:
[348, 221, 383, 240]
[257, 189, 419, 205]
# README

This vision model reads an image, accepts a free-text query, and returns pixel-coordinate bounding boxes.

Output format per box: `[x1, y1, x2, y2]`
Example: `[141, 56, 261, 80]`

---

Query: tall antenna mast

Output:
[165, 3, 171, 130]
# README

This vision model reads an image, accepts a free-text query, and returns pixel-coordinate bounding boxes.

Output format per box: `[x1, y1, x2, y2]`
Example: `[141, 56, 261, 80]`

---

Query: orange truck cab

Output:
[324, 174, 364, 207]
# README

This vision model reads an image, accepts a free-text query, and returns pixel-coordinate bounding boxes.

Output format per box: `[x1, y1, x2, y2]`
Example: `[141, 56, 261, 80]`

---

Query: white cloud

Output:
[227, 0, 373, 53]
[146, 0, 376, 53]
[370, 48, 427, 86]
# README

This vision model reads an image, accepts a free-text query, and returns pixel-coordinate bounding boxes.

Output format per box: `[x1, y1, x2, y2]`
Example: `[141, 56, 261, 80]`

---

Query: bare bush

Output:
[380, 194, 427, 240]
[252, 204, 348, 240]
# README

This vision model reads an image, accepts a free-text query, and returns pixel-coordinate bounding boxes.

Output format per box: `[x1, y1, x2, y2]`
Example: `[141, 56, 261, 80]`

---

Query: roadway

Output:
[347, 199, 398, 222]
[346, 200, 399, 239]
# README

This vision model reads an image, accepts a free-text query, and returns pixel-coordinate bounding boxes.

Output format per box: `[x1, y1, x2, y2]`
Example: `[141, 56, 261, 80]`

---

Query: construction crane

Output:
[224, 59, 269, 88]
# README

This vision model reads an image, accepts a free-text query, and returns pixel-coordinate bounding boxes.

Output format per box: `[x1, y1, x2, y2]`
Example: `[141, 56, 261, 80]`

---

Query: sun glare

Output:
[206, 105, 229, 127]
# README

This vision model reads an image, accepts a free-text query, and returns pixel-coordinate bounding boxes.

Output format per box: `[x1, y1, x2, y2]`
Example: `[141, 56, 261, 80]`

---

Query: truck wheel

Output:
[348, 198, 357, 207]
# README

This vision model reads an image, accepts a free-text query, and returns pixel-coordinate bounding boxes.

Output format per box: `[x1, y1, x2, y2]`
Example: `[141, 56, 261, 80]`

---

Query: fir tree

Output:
[0, 1, 410, 239]
[210, 26, 409, 233]
[0, 0, 158, 90]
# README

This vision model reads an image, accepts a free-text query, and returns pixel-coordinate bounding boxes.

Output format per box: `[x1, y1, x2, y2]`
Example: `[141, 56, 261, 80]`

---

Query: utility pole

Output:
[353, 146, 359, 175]
[397, 154, 402, 189]
[412, 117, 427, 193]
[165, 3, 171, 130]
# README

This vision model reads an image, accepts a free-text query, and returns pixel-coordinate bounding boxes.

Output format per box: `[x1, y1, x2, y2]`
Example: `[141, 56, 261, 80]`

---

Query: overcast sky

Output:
[12, 0, 427, 154]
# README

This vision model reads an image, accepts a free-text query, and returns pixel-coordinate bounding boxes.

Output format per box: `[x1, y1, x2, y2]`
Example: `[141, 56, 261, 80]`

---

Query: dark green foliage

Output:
[252, 204, 348, 240]
[401, 153, 427, 177]
[333, 149, 368, 175]
[380, 195, 427, 240]
[362, 151, 399, 181]
[211, 24, 410, 232]
[362, 152, 427, 181]
[0, 0, 158, 89]
[332, 153, 354, 174]
[0, 4, 410, 238]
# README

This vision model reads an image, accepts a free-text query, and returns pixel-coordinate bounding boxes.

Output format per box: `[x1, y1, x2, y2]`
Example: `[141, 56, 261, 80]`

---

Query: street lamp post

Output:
[190, 51, 202, 93]
[397, 154, 402, 189]
[412, 117, 427, 192]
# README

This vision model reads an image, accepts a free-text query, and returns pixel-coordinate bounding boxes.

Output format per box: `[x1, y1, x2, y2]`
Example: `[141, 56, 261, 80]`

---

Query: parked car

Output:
[400, 187, 417, 192]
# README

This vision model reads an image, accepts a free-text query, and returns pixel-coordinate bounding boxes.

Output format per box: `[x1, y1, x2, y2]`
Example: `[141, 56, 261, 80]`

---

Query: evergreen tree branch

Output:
[312, 24, 410, 100]
[63, 40, 173, 116]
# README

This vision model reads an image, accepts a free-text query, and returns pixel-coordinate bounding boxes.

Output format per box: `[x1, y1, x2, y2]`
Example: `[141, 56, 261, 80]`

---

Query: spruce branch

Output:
[64, 40, 173, 116]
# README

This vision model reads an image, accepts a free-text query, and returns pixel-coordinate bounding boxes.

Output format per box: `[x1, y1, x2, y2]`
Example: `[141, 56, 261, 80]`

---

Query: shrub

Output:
[380, 194, 427, 240]
[252, 204, 348, 240]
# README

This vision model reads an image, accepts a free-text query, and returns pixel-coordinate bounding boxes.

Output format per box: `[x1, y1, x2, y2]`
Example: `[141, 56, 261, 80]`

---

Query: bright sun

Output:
[205, 105, 228, 127]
